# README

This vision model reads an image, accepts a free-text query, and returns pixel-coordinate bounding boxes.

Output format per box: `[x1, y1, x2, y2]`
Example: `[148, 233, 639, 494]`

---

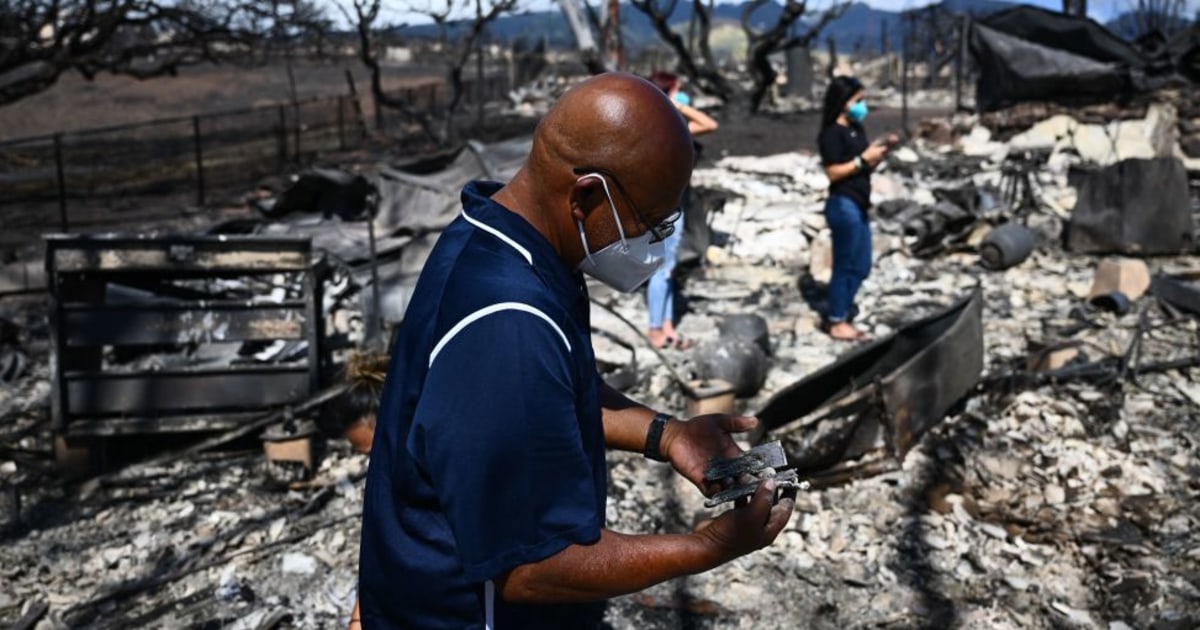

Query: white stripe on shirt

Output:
[428, 302, 571, 367]
[485, 580, 495, 630]
[461, 209, 533, 265]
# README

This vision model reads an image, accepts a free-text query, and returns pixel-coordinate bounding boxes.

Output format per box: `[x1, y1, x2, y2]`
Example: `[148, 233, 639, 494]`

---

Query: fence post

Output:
[293, 102, 302, 162]
[343, 69, 370, 137]
[338, 96, 347, 150]
[277, 105, 287, 168]
[956, 14, 970, 113]
[53, 133, 68, 232]
[193, 116, 205, 207]
[901, 15, 910, 138]
[476, 44, 485, 132]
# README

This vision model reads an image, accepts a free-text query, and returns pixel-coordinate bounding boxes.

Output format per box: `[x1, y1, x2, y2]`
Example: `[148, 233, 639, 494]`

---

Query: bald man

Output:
[355, 73, 794, 629]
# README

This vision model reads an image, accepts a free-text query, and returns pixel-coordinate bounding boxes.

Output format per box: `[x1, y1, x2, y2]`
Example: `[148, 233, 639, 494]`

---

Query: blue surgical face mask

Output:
[574, 174, 665, 293]
[847, 100, 868, 123]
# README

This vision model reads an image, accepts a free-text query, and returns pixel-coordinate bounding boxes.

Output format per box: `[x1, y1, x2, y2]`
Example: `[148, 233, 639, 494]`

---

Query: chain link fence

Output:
[0, 96, 360, 249]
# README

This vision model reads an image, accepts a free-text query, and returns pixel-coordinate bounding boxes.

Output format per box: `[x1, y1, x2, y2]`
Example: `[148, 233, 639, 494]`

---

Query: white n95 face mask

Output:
[574, 173, 665, 293]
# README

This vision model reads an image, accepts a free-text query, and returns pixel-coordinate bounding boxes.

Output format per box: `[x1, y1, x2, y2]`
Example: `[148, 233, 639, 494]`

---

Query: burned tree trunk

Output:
[341, 0, 438, 140]
[629, 0, 733, 101]
[743, 0, 847, 113]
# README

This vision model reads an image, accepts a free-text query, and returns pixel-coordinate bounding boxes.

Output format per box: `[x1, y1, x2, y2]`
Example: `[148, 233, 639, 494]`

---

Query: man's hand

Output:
[691, 478, 794, 562]
[660, 414, 758, 496]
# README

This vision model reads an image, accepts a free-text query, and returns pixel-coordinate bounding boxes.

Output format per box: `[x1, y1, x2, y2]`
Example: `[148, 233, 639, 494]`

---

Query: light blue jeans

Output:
[647, 214, 684, 329]
[825, 194, 872, 323]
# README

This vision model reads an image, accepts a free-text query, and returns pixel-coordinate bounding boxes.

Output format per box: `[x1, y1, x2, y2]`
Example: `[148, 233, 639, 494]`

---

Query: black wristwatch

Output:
[643, 413, 671, 462]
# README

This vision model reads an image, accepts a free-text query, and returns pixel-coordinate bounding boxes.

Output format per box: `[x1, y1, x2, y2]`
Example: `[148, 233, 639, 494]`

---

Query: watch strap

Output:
[643, 413, 670, 462]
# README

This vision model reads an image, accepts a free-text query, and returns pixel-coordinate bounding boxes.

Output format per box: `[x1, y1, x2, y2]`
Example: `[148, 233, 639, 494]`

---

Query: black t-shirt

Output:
[818, 122, 871, 211]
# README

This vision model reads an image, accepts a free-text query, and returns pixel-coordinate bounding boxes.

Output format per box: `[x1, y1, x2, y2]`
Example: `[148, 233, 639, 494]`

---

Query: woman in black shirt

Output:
[816, 76, 893, 341]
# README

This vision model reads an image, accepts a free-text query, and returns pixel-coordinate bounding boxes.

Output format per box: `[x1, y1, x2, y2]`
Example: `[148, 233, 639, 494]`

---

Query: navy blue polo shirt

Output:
[359, 181, 607, 629]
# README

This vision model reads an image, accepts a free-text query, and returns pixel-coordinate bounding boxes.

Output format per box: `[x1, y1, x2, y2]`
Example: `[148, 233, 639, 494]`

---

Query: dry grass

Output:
[0, 59, 443, 143]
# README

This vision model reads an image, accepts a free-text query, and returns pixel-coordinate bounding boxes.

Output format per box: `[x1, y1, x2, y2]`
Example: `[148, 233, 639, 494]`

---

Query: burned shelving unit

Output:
[45, 234, 327, 471]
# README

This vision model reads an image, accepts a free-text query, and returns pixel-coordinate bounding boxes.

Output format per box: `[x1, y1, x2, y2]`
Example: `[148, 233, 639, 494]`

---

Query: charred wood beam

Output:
[64, 368, 312, 416]
[10, 598, 49, 630]
[980, 354, 1200, 392]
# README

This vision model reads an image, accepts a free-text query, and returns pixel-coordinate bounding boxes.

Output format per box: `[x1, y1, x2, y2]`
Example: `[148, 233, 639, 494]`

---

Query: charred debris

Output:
[2, 37, 1200, 630]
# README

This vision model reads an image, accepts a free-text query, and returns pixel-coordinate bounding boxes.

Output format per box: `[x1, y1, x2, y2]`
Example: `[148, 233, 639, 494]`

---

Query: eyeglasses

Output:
[573, 167, 682, 243]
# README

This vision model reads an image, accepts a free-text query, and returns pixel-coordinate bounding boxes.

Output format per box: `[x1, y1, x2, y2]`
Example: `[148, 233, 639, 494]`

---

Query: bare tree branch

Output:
[630, 0, 846, 113]
[340, 0, 520, 143]
[629, 0, 732, 100]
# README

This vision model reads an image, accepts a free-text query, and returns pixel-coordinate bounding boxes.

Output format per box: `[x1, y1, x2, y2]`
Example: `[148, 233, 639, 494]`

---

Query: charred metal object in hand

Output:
[702, 441, 805, 507]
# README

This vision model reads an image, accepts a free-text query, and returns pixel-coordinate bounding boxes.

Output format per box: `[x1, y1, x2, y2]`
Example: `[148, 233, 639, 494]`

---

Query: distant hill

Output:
[1104, 9, 1198, 41]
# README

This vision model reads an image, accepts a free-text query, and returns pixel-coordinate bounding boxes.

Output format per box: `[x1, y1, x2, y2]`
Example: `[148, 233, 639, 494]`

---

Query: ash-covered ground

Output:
[2, 102, 1199, 629]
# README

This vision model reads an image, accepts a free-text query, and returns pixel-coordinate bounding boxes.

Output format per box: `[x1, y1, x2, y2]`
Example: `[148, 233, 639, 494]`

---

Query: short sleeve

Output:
[410, 307, 601, 583]
[818, 126, 851, 166]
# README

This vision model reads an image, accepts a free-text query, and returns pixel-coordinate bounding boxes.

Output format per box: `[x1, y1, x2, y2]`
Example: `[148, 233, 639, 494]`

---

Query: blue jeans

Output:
[824, 194, 871, 323]
[647, 214, 684, 329]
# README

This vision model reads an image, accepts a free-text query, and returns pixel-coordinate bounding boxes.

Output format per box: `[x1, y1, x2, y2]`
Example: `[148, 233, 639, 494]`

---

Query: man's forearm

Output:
[496, 529, 721, 603]
[599, 383, 660, 453]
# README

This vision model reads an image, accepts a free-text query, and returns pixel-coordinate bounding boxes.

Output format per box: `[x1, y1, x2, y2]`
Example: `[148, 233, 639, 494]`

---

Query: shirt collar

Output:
[460, 181, 585, 301]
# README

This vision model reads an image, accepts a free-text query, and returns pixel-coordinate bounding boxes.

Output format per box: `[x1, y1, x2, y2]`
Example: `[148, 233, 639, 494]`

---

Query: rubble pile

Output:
[2, 109, 1199, 629]
[592, 135, 1200, 628]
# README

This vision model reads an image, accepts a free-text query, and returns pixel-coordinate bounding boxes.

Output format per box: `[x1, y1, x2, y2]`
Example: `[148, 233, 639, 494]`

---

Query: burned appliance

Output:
[752, 288, 984, 483]
[1065, 158, 1193, 255]
[46, 235, 327, 471]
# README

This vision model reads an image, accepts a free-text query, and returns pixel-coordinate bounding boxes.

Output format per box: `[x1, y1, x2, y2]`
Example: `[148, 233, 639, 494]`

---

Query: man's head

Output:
[504, 73, 695, 282]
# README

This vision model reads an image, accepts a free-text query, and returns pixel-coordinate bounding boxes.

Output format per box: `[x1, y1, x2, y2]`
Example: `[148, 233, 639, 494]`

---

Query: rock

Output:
[1050, 601, 1095, 626]
[281, 552, 318, 576]
[1004, 575, 1030, 591]
[959, 125, 1006, 157]
[1088, 258, 1151, 301]
[1044, 484, 1066, 505]
[978, 522, 1008, 540]
[1010, 115, 1074, 151]
[808, 235, 833, 284]
[892, 147, 920, 164]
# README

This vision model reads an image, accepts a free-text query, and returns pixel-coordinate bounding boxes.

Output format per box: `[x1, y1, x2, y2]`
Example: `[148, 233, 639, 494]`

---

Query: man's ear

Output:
[569, 177, 603, 222]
